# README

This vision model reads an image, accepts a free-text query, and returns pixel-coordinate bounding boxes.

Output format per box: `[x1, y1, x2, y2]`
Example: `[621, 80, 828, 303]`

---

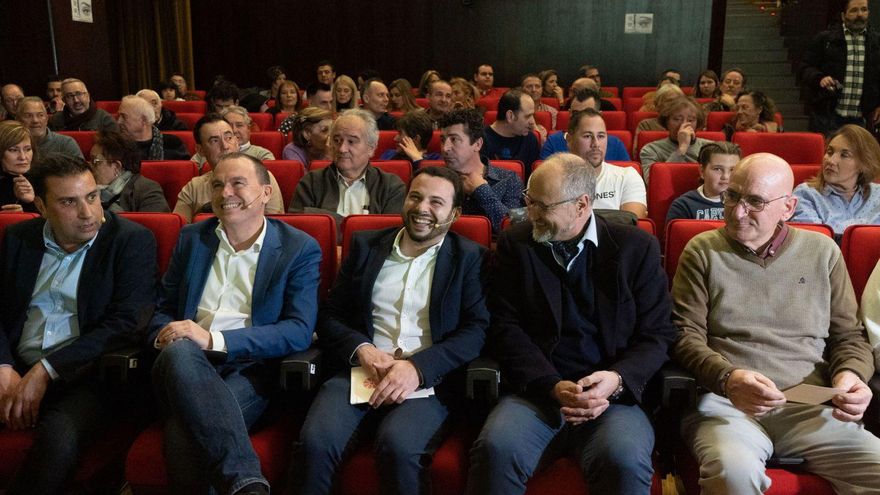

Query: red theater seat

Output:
[248, 113, 273, 132]
[341, 214, 491, 260]
[139, 161, 199, 210]
[96, 100, 121, 113]
[173, 112, 202, 130]
[0, 212, 39, 246]
[58, 131, 97, 156]
[162, 131, 196, 155]
[791, 164, 820, 186]
[602, 86, 620, 97]
[647, 162, 701, 238]
[163, 100, 207, 114]
[628, 111, 658, 134]
[250, 132, 285, 159]
[732, 132, 825, 164]
[118, 212, 185, 275]
[608, 130, 633, 155]
[604, 97, 622, 111]
[476, 97, 500, 112]
[264, 160, 306, 208]
[374, 130, 398, 159]
[841, 225, 880, 300]
[706, 111, 736, 131]
[622, 86, 656, 99]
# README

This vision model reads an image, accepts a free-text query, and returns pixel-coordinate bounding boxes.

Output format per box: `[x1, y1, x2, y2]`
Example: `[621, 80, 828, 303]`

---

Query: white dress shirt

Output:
[336, 169, 370, 216]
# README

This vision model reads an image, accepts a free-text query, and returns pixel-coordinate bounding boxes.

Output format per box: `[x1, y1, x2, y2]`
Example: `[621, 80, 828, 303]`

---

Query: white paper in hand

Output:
[349, 366, 435, 405]
[783, 383, 845, 405]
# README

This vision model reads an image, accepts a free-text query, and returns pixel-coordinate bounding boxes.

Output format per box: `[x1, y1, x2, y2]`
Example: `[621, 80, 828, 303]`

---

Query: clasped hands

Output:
[552, 370, 619, 424]
[0, 363, 50, 430]
[356, 345, 420, 409]
[155, 320, 212, 350]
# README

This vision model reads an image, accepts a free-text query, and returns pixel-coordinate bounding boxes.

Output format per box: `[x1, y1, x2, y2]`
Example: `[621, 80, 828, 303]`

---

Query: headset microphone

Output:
[433, 218, 456, 228]
[240, 195, 262, 210]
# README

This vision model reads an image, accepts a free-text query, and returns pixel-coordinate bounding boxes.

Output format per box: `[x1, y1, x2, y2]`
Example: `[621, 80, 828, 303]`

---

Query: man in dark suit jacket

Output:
[149, 153, 321, 495]
[0, 153, 157, 494]
[467, 153, 675, 495]
[293, 166, 488, 495]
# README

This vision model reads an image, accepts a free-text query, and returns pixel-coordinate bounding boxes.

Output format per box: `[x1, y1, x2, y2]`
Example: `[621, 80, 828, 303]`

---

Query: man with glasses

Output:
[48, 78, 117, 132]
[467, 153, 675, 494]
[673, 152, 880, 492]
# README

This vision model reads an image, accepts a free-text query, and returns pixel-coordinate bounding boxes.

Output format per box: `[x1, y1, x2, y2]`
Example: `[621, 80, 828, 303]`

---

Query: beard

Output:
[404, 210, 454, 244]
[531, 219, 558, 243]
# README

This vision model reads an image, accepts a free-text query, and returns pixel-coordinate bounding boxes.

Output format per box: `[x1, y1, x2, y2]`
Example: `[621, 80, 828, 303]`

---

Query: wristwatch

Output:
[609, 371, 625, 400]
[719, 370, 733, 397]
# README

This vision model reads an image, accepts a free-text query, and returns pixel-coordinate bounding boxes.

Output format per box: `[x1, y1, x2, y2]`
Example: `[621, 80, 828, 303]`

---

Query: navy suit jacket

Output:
[148, 217, 321, 361]
[0, 211, 157, 382]
[318, 227, 489, 394]
[488, 217, 676, 403]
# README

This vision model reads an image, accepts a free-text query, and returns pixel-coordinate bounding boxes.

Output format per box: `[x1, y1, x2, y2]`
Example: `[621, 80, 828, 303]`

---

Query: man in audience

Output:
[206, 82, 240, 113]
[316, 61, 336, 86]
[482, 89, 540, 174]
[45, 75, 64, 114]
[291, 108, 405, 219]
[293, 165, 488, 495]
[174, 114, 284, 221]
[201, 106, 275, 165]
[540, 89, 631, 161]
[426, 80, 454, 128]
[474, 64, 504, 98]
[580, 65, 614, 98]
[2, 84, 25, 121]
[307, 83, 333, 112]
[567, 78, 617, 111]
[150, 152, 321, 495]
[136, 89, 187, 131]
[800, 0, 880, 134]
[566, 108, 646, 218]
[116, 95, 189, 161]
[361, 78, 396, 130]
[17, 97, 83, 159]
[169, 72, 201, 101]
[467, 152, 675, 494]
[440, 108, 523, 234]
[522, 73, 559, 130]
[0, 153, 157, 494]
[48, 78, 117, 132]
[673, 152, 880, 493]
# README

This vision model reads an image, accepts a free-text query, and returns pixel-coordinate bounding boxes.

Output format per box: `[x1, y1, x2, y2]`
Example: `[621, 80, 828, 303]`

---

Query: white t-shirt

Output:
[592, 162, 647, 210]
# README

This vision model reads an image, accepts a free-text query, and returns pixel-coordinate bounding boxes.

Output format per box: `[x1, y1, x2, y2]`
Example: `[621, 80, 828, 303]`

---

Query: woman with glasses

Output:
[88, 130, 169, 212]
[792, 124, 880, 237]
[0, 121, 38, 213]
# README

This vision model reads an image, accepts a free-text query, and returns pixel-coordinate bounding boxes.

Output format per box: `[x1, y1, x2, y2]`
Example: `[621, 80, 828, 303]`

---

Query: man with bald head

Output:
[117, 95, 188, 161]
[2, 84, 24, 121]
[468, 153, 675, 494]
[566, 78, 616, 112]
[48, 79, 117, 132]
[136, 89, 187, 131]
[673, 152, 880, 493]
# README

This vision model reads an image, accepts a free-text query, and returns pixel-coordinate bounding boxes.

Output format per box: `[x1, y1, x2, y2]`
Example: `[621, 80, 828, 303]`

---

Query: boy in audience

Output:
[666, 142, 741, 222]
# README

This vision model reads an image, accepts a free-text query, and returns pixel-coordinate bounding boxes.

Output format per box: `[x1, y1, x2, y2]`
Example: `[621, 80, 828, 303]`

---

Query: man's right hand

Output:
[724, 369, 786, 416]
[355, 345, 395, 381]
[0, 366, 23, 423]
[819, 76, 838, 91]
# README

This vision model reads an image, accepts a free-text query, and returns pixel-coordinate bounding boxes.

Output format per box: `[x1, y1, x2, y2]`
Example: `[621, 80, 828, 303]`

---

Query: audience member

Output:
[379, 110, 440, 165]
[635, 84, 685, 132]
[566, 77, 617, 111]
[293, 165, 488, 495]
[0, 153, 157, 494]
[45, 75, 64, 114]
[356, 68, 381, 92]
[660, 68, 682, 86]
[540, 90, 631, 161]
[389, 78, 421, 113]
[136, 89, 187, 131]
[280, 107, 333, 168]
[316, 60, 337, 86]
[467, 152, 675, 494]
[426, 80, 453, 127]
[88, 129, 169, 212]
[579, 65, 614, 97]
[157, 81, 182, 101]
[48, 78, 117, 132]
[17, 96, 83, 159]
[169, 72, 201, 101]
[694, 69, 721, 99]
[639, 96, 713, 184]
[482, 89, 540, 173]
[0, 121, 38, 212]
[450, 77, 479, 110]
[259, 65, 287, 101]
[149, 152, 321, 495]
[2, 84, 25, 121]
[799, 0, 879, 134]
[116, 95, 189, 161]
[704, 68, 746, 112]
[439, 108, 523, 233]
[666, 141, 741, 222]
[305, 82, 333, 112]
[566, 108, 647, 218]
[793, 124, 880, 236]
[673, 152, 880, 493]
[523, 73, 558, 130]
[332, 75, 359, 113]
[265, 79, 301, 116]
[539, 69, 565, 107]
[723, 90, 780, 140]
[474, 64, 504, 98]
[219, 106, 275, 162]
[206, 82, 240, 113]
[361, 78, 396, 130]
[291, 108, 405, 218]
[418, 70, 441, 98]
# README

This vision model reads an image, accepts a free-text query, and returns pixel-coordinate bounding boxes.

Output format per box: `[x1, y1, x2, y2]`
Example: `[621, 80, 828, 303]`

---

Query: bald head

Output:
[2, 84, 24, 116]
[733, 152, 794, 196]
[570, 77, 599, 96]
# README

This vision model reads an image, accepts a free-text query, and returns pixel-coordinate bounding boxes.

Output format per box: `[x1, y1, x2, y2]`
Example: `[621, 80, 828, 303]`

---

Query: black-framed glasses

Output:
[522, 189, 581, 213]
[63, 91, 88, 101]
[720, 189, 789, 212]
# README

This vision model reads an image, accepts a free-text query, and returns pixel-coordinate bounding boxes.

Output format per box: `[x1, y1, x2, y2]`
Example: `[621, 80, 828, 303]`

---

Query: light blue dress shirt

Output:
[793, 182, 880, 236]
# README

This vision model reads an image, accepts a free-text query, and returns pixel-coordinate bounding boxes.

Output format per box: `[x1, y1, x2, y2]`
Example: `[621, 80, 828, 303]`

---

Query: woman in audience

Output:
[418, 70, 441, 98]
[259, 65, 286, 100]
[858, 260, 880, 370]
[0, 121, 37, 213]
[793, 124, 880, 237]
[639, 96, 713, 184]
[88, 130, 169, 212]
[265, 79, 301, 118]
[636, 84, 685, 132]
[666, 142, 741, 222]
[379, 110, 440, 166]
[450, 77, 479, 110]
[539, 69, 564, 107]
[332, 75, 359, 113]
[705, 68, 746, 111]
[694, 69, 721, 99]
[281, 107, 333, 169]
[722, 90, 779, 140]
[389, 79, 421, 113]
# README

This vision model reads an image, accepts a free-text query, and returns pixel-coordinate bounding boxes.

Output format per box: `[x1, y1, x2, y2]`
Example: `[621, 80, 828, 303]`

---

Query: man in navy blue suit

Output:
[293, 166, 489, 495]
[0, 153, 157, 494]
[149, 152, 321, 495]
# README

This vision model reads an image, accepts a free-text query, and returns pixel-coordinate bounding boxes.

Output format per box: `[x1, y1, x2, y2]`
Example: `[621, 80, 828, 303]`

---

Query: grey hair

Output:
[220, 105, 252, 126]
[121, 94, 156, 124]
[334, 108, 379, 149]
[136, 89, 162, 108]
[538, 152, 597, 202]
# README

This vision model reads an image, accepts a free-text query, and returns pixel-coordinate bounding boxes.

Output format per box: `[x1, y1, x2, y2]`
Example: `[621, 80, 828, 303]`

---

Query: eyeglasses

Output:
[63, 91, 88, 101]
[522, 189, 581, 213]
[720, 189, 789, 212]
[88, 157, 108, 167]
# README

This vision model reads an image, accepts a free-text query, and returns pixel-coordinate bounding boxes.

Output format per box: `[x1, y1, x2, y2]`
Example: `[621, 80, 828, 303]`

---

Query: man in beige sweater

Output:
[673, 152, 880, 494]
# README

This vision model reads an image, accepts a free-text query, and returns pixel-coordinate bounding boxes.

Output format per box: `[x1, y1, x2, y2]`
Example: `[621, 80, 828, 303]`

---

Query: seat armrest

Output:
[99, 346, 149, 385]
[280, 348, 322, 392]
[660, 363, 697, 411]
[867, 371, 880, 431]
[467, 356, 500, 401]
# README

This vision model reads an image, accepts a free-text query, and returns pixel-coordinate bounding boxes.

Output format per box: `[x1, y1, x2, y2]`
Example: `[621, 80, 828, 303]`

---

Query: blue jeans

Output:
[467, 394, 655, 495]
[293, 371, 451, 495]
[151, 339, 271, 495]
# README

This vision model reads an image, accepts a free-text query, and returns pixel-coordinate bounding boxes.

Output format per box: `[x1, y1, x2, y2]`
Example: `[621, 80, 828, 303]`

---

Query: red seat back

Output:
[601, 86, 619, 97]
[791, 164, 821, 185]
[162, 131, 196, 155]
[174, 112, 202, 130]
[415, 98, 429, 109]
[341, 214, 492, 260]
[841, 225, 880, 300]
[637, 218, 656, 236]
[374, 130, 398, 160]
[118, 212, 185, 274]
[476, 97, 500, 112]
[629, 111, 658, 134]
[604, 97, 622, 111]
[163, 100, 207, 114]
[608, 130, 633, 156]
[647, 163, 701, 237]
[732, 132, 825, 164]
[249, 132, 285, 159]
[248, 113, 273, 132]
[57, 131, 96, 156]
[270, 214, 337, 300]
[139, 161, 199, 209]
[706, 111, 735, 131]
[622, 86, 655, 99]
[539, 97, 560, 109]
[95, 100, 120, 113]
[0, 212, 40, 246]
[264, 160, 306, 208]
[427, 130, 442, 154]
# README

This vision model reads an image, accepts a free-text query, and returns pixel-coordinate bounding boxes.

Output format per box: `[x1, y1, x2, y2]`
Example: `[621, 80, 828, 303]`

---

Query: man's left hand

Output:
[557, 370, 619, 423]
[156, 320, 212, 350]
[5, 362, 50, 431]
[459, 171, 487, 195]
[831, 370, 872, 422]
[368, 360, 420, 408]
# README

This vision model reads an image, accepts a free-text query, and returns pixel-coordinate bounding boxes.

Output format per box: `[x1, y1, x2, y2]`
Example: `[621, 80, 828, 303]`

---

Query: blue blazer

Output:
[0, 211, 157, 381]
[148, 217, 321, 361]
[488, 217, 676, 403]
[318, 227, 489, 394]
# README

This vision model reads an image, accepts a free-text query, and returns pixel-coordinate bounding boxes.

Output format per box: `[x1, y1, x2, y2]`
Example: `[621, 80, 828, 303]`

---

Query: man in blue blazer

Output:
[149, 152, 321, 495]
[467, 153, 676, 495]
[0, 153, 157, 494]
[293, 166, 489, 495]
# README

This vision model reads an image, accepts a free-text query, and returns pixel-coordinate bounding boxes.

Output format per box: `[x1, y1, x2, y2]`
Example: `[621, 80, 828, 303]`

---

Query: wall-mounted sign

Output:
[625, 13, 653, 34]
[72, 0, 93, 23]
